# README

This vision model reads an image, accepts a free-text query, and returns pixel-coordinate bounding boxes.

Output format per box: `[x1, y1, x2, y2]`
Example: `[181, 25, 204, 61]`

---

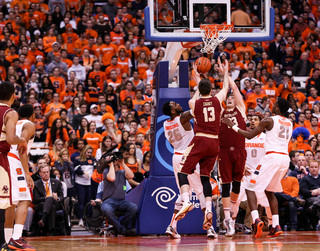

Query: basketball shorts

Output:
[180, 136, 219, 177]
[245, 153, 290, 194]
[173, 153, 202, 195]
[218, 148, 246, 184]
[237, 173, 269, 208]
[8, 155, 32, 205]
[0, 152, 11, 209]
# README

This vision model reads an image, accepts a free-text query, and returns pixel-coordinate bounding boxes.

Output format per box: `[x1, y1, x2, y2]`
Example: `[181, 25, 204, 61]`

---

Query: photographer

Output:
[96, 153, 138, 237]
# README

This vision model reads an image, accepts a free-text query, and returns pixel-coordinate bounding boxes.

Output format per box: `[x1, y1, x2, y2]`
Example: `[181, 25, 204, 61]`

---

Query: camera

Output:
[106, 152, 123, 163]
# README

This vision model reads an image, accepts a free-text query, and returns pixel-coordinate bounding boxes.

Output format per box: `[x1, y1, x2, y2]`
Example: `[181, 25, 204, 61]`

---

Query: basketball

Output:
[195, 57, 211, 74]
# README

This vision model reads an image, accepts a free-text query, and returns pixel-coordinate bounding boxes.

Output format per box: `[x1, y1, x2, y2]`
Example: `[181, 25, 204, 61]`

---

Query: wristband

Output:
[232, 125, 239, 132]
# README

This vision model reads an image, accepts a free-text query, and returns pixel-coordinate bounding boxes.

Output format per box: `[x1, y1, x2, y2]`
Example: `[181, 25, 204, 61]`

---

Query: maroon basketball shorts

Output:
[180, 136, 219, 177]
[218, 147, 246, 184]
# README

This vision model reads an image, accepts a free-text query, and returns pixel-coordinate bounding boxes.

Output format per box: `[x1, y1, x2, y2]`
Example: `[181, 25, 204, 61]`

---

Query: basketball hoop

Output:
[200, 24, 233, 54]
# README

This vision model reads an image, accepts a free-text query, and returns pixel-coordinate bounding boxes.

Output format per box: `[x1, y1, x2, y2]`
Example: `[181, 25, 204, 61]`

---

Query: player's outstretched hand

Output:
[26, 174, 34, 189]
[17, 139, 28, 155]
[222, 118, 235, 128]
[192, 61, 202, 84]
[217, 57, 224, 73]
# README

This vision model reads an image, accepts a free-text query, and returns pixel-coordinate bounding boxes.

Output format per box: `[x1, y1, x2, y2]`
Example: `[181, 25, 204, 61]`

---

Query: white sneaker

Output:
[78, 218, 84, 227]
[203, 210, 213, 230]
[224, 219, 235, 237]
[175, 201, 194, 221]
[207, 226, 218, 238]
[165, 225, 181, 239]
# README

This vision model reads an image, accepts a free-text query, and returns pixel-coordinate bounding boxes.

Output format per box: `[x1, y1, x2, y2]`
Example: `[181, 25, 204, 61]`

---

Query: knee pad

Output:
[200, 176, 211, 198]
[221, 183, 231, 198]
[232, 180, 241, 194]
[178, 172, 189, 187]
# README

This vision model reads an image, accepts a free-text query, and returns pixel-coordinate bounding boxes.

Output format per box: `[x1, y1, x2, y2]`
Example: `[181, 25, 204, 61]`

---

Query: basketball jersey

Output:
[163, 116, 194, 154]
[245, 133, 266, 172]
[0, 104, 12, 153]
[265, 115, 292, 154]
[219, 107, 246, 147]
[10, 120, 34, 157]
[193, 96, 221, 135]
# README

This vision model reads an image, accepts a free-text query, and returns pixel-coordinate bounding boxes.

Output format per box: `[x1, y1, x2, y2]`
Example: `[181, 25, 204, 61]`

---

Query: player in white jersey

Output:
[162, 101, 217, 239]
[4, 104, 36, 250]
[232, 115, 272, 233]
[223, 98, 292, 239]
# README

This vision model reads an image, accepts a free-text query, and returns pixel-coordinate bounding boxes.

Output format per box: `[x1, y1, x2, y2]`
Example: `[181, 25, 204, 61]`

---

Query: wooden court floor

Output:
[26, 231, 320, 251]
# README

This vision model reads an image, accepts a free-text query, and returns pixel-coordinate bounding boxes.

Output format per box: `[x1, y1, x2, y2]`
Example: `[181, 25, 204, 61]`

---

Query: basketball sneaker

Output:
[1, 243, 12, 251]
[175, 201, 194, 221]
[165, 226, 181, 239]
[207, 226, 218, 238]
[224, 218, 235, 237]
[253, 218, 264, 239]
[267, 225, 283, 238]
[203, 210, 213, 230]
[8, 238, 36, 251]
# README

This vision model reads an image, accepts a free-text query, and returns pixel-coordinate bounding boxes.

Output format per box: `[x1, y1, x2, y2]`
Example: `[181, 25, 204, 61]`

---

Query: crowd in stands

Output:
[1, 0, 320, 236]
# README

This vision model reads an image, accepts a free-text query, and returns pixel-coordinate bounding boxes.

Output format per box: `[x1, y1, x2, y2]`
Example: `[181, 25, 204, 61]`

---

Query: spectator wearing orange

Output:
[309, 42, 320, 63]
[99, 118, 121, 144]
[50, 67, 65, 94]
[246, 83, 268, 109]
[297, 113, 309, 128]
[143, 60, 156, 85]
[231, 53, 245, 70]
[74, 30, 89, 57]
[5, 45, 19, 63]
[286, 82, 306, 107]
[105, 70, 121, 91]
[235, 42, 256, 61]
[85, 20, 98, 40]
[113, 8, 129, 27]
[110, 23, 126, 45]
[120, 81, 135, 102]
[136, 51, 149, 80]
[133, 89, 145, 116]
[143, 85, 153, 103]
[133, 38, 151, 60]
[105, 56, 125, 80]
[86, 78, 99, 104]
[100, 34, 117, 68]
[60, 80, 77, 109]
[308, 117, 320, 138]
[307, 87, 320, 109]
[261, 52, 274, 74]
[48, 139, 65, 166]
[62, 24, 78, 56]
[118, 45, 132, 76]
[43, 27, 57, 53]
[137, 115, 150, 136]
[262, 77, 280, 104]
[278, 74, 293, 98]
[92, 36, 104, 59]
[301, 21, 316, 42]
[61, 49, 73, 68]
[83, 121, 103, 157]
[45, 118, 70, 147]
[45, 92, 66, 127]
[88, 61, 107, 90]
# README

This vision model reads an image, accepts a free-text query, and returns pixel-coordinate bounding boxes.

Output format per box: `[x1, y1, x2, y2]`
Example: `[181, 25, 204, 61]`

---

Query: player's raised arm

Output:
[228, 76, 246, 117]
[223, 117, 273, 139]
[188, 62, 201, 111]
[215, 58, 229, 103]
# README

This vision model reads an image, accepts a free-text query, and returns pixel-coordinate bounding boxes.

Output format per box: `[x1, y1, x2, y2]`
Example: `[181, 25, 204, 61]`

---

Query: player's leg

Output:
[0, 209, 5, 246]
[4, 206, 15, 243]
[218, 150, 235, 236]
[176, 140, 202, 220]
[230, 150, 246, 216]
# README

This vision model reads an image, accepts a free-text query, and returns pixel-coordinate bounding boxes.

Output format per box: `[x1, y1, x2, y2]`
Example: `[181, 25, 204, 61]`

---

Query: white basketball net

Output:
[200, 25, 233, 54]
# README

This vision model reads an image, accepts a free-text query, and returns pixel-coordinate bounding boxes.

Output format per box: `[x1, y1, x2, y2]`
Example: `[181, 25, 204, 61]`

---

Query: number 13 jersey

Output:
[265, 115, 292, 154]
[164, 116, 194, 154]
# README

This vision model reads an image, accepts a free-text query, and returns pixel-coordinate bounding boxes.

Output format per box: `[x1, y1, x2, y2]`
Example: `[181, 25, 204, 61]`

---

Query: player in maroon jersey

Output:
[175, 59, 229, 230]
[218, 76, 247, 237]
[0, 82, 27, 249]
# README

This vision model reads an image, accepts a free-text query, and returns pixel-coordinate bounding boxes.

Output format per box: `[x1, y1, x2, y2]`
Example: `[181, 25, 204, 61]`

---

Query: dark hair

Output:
[119, 144, 129, 153]
[277, 97, 290, 114]
[59, 108, 68, 116]
[50, 118, 64, 145]
[252, 114, 262, 121]
[0, 81, 14, 100]
[143, 151, 150, 164]
[18, 104, 34, 118]
[198, 78, 211, 95]
[289, 150, 298, 159]
[162, 101, 171, 116]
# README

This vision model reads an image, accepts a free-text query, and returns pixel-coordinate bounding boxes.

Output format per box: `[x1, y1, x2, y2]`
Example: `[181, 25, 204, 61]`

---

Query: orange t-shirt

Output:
[60, 89, 77, 109]
[88, 71, 107, 90]
[100, 43, 118, 66]
[262, 86, 279, 104]
[246, 93, 268, 109]
[83, 132, 103, 157]
[50, 76, 65, 94]
[62, 32, 78, 54]
[44, 103, 66, 127]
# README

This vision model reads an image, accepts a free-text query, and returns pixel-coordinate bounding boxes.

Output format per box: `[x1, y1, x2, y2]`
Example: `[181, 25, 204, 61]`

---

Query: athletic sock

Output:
[272, 215, 279, 228]
[170, 214, 177, 229]
[12, 224, 24, 240]
[0, 209, 5, 246]
[205, 201, 212, 213]
[224, 208, 231, 220]
[181, 193, 189, 204]
[4, 228, 12, 243]
[251, 210, 259, 222]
